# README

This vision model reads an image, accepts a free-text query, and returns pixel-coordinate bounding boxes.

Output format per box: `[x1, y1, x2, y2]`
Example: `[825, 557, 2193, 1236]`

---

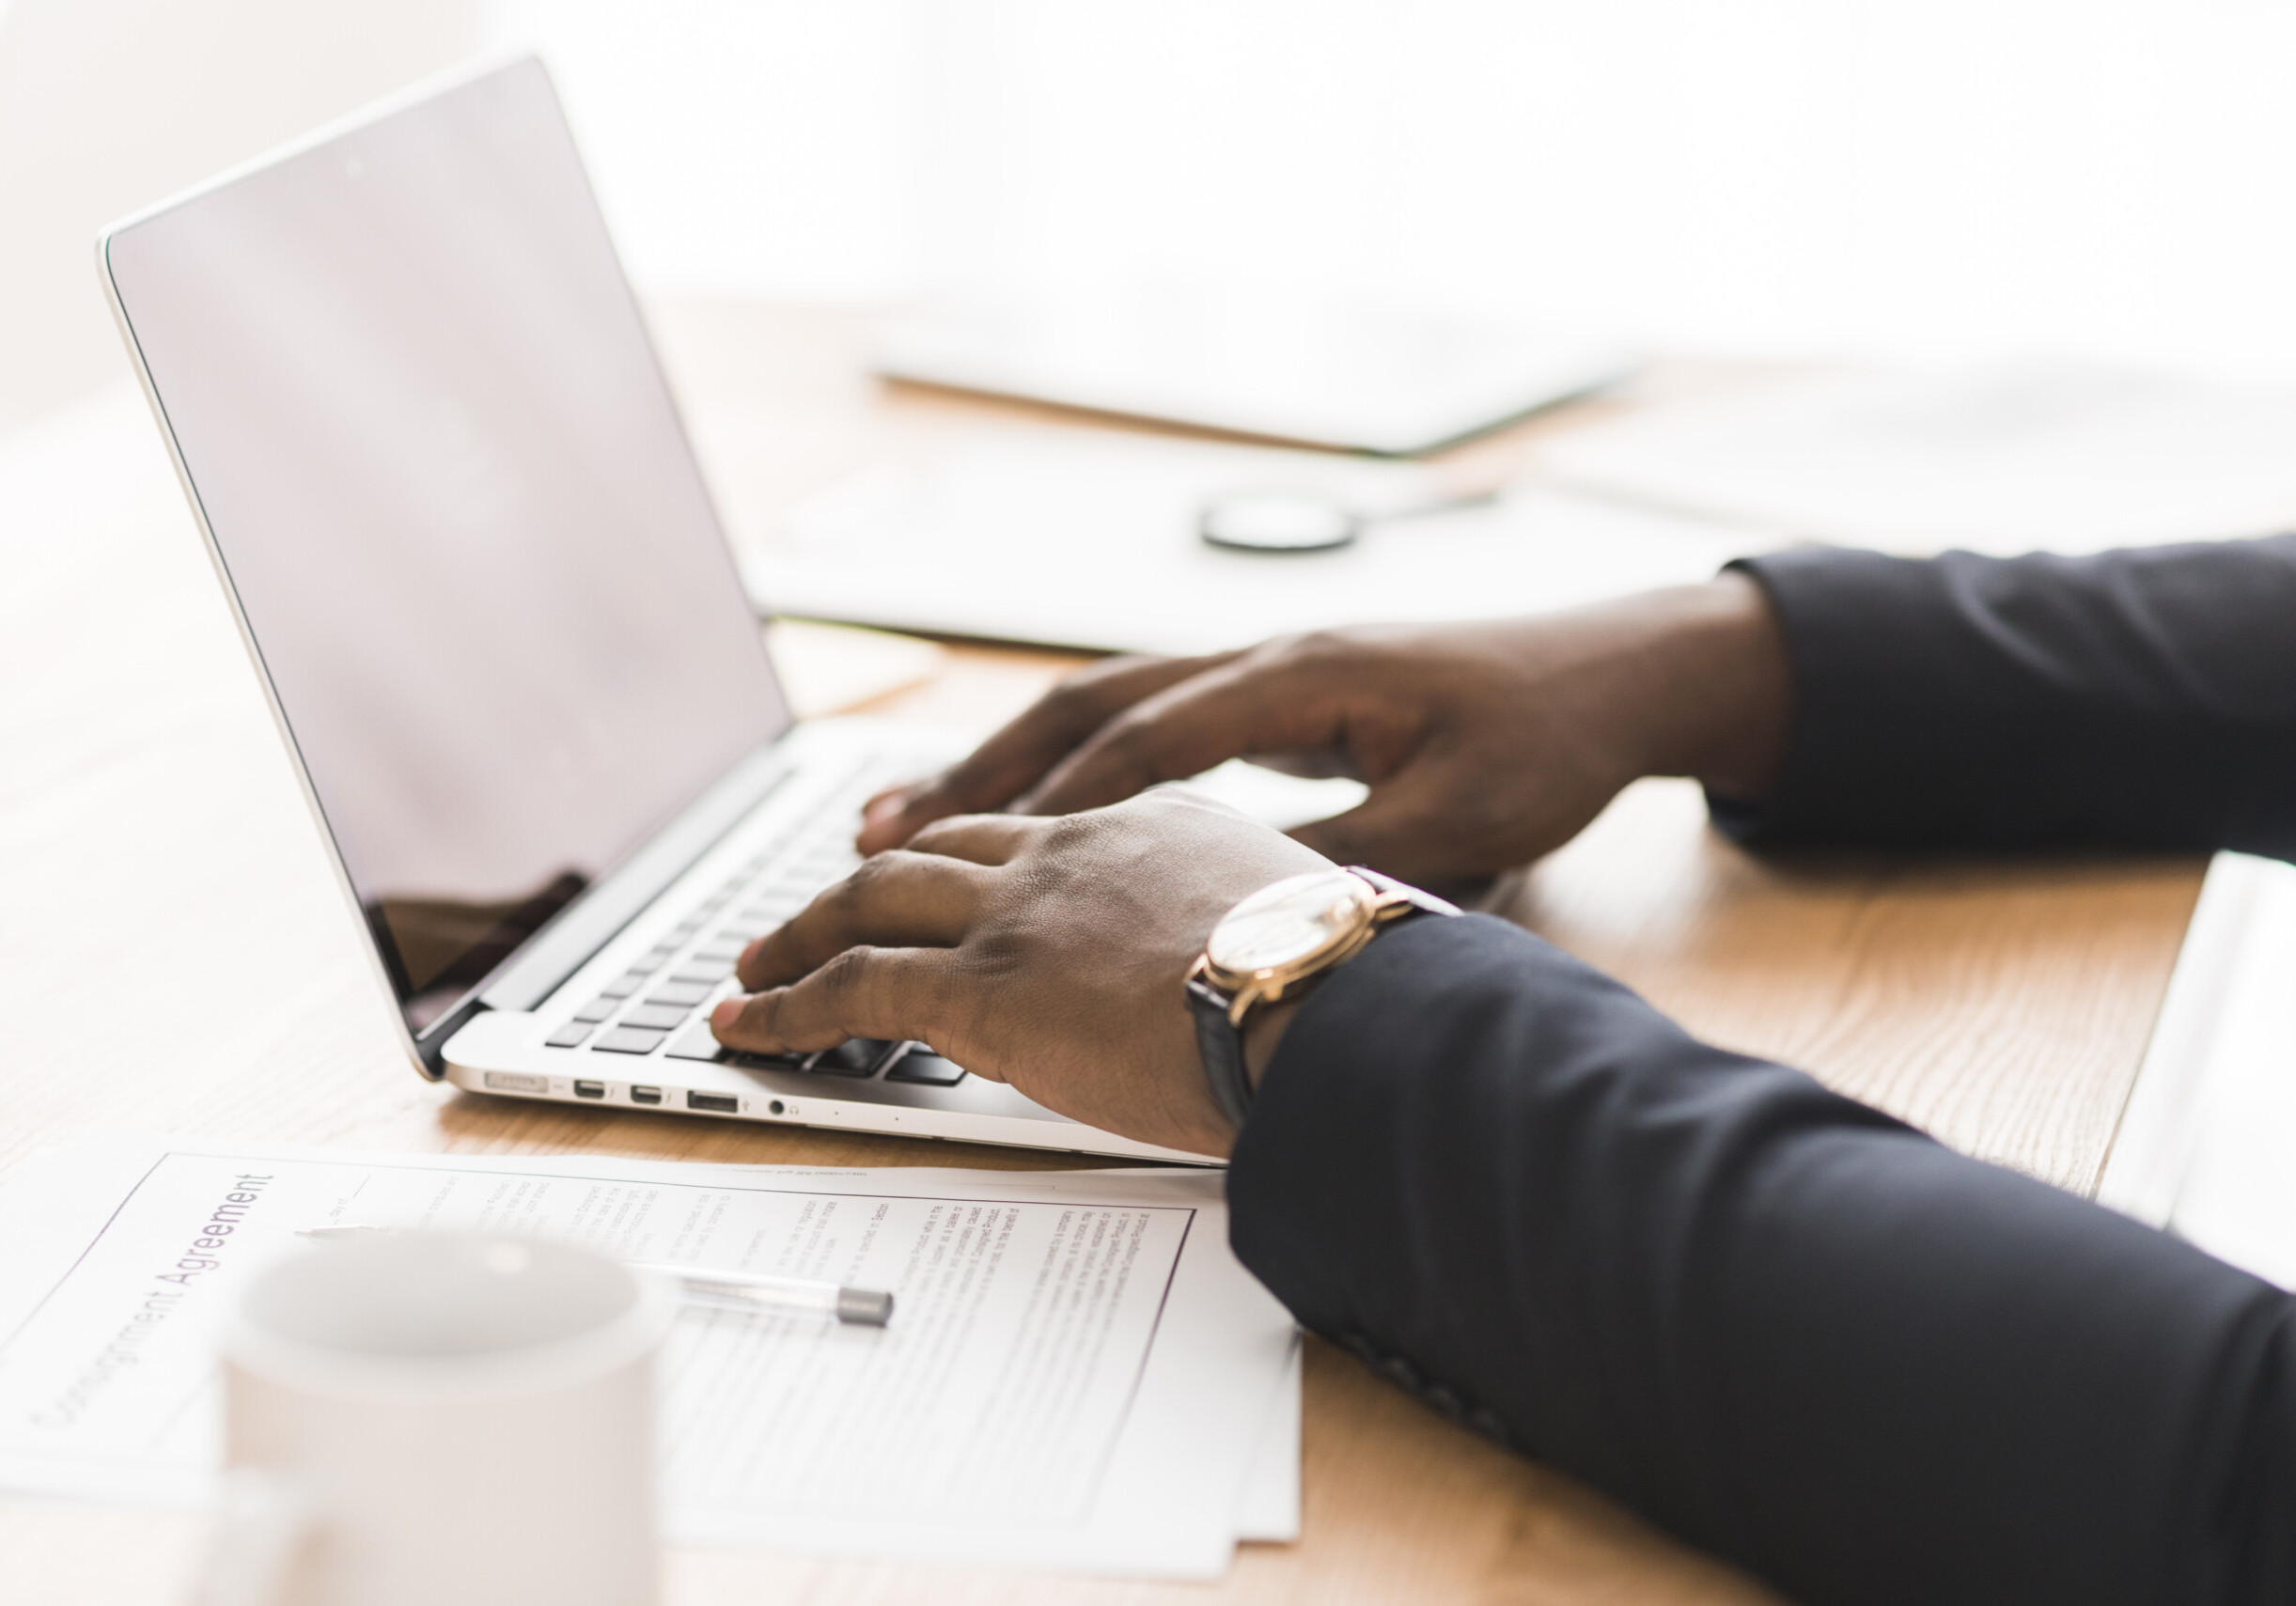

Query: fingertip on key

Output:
[710, 998, 745, 1035]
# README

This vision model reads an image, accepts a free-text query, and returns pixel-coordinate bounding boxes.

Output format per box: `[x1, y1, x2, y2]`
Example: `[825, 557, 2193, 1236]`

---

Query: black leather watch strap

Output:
[1187, 973, 1255, 1132]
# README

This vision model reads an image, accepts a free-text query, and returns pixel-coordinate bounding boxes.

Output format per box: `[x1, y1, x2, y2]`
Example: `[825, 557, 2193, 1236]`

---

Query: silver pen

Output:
[297, 1226, 895, 1327]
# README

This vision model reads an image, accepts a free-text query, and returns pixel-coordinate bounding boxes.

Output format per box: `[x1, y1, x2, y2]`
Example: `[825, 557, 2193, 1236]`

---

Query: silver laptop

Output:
[97, 55, 1204, 1164]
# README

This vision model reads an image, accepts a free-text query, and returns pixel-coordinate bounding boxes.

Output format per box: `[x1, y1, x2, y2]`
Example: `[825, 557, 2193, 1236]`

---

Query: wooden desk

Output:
[0, 303, 2204, 1604]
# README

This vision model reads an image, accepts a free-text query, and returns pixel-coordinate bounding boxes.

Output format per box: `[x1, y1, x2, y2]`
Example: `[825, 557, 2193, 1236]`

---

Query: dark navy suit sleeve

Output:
[1230, 915, 2296, 1606]
[1717, 538, 2296, 854]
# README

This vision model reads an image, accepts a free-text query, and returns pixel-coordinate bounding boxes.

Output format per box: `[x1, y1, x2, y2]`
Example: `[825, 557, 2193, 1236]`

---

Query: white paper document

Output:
[1541, 361, 2296, 557]
[0, 1134, 1296, 1578]
[752, 430, 1787, 655]
[2099, 853, 2296, 1290]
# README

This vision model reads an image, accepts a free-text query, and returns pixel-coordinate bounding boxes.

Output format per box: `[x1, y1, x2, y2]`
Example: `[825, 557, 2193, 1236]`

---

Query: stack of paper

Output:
[0, 1133, 1299, 1579]
[1539, 361, 2296, 557]
[2099, 854, 2296, 1290]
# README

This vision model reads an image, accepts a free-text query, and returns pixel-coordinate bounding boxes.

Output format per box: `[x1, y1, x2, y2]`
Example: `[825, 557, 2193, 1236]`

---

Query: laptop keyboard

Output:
[539, 758, 966, 1092]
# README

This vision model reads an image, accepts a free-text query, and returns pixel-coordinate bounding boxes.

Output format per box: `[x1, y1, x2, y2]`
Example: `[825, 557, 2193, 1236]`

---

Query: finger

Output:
[858, 782, 924, 842]
[1016, 649, 1402, 817]
[1287, 754, 1489, 883]
[903, 811, 1042, 865]
[711, 945, 961, 1056]
[854, 652, 1235, 851]
[737, 850, 991, 990]
[1239, 748, 1367, 782]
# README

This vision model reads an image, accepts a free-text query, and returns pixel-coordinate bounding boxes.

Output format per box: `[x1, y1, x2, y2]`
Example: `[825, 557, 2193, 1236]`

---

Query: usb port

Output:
[629, 1085, 663, 1106]
[686, 1091, 739, 1114]
[572, 1081, 606, 1100]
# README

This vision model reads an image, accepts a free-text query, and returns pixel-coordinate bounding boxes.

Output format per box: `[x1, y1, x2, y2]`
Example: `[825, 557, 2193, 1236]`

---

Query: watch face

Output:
[1207, 868, 1374, 980]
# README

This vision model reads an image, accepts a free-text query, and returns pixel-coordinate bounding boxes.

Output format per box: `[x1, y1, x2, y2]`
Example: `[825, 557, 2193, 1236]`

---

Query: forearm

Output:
[1721, 538, 2296, 853]
[1228, 916, 2296, 1606]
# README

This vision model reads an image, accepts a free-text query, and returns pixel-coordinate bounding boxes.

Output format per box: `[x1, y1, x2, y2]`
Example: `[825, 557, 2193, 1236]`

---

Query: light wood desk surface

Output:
[0, 302, 2205, 1604]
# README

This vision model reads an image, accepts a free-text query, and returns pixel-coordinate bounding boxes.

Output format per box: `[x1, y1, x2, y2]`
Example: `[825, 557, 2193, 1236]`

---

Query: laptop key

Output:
[646, 981, 713, 1008]
[664, 1021, 728, 1063]
[599, 973, 647, 1000]
[812, 1038, 898, 1078]
[572, 996, 617, 1023]
[545, 1022, 593, 1049]
[620, 1004, 691, 1032]
[664, 1020, 808, 1070]
[884, 1050, 966, 1087]
[592, 1025, 670, 1055]
[694, 940, 746, 962]
[672, 961, 732, 985]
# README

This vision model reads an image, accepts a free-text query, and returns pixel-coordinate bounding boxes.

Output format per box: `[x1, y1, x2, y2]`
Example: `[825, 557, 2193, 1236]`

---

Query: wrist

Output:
[1632, 571, 1792, 801]
[1190, 868, 1460, 1130]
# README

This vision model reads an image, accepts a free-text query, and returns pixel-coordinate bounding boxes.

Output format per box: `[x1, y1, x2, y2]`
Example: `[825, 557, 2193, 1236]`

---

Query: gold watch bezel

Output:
[1189, 870, 1419, 1028]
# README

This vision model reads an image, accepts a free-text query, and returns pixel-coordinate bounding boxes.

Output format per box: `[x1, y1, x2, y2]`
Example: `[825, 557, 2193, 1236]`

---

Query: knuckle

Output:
[821, 853, 896, 916]
[1272, 627, 1358, 666]
[817, 945, 875, 994]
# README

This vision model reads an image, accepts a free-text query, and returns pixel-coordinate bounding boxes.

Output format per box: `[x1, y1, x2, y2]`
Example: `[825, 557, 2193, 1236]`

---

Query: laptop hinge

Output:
[408, 741, 795, 1076]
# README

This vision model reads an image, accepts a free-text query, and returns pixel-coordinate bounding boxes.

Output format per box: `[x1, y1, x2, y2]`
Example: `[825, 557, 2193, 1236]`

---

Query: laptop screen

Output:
[103, 59, 792, 1034]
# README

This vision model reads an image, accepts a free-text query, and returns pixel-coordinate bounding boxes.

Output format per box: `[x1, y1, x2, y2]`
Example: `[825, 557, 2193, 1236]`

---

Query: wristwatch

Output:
[1185, 866, 1460, 1131]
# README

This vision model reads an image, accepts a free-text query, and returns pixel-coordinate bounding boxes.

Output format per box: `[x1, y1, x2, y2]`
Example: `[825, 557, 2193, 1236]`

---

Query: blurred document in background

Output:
[755, 431, 1782, 656]
[878, 290, 1632, 457]
[1539, 361, 2296, 556]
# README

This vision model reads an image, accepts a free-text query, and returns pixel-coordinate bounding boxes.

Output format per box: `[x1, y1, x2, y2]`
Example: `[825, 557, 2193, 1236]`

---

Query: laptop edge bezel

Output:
[93, 51, 802, 1080]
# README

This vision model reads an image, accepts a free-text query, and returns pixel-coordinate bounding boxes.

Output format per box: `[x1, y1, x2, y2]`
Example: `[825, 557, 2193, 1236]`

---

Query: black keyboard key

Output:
[592, 1026, 670, 1055]
[599, 973, 647, 1000]
[647, 981, 713, 1008]
[884, 1050, 966, 1086]
[665, 1021, 810, 1070]
[572, 997, 617, 1024]
[620, 1004, 692, 1032]
[672, 961, 732, 985]
[813, 1038, 898, 1078]
[545, 1022, 593, 1049]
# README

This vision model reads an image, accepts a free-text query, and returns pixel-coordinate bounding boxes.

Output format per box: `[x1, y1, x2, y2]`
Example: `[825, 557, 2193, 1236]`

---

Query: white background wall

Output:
[492, 0, 2296, 383]
[10, 0, 2296, 428]
[0, 0, 476, 429]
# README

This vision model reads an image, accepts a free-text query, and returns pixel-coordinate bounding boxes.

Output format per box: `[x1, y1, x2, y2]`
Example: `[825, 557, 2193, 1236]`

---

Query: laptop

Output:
[96, 55, 1206, 1164]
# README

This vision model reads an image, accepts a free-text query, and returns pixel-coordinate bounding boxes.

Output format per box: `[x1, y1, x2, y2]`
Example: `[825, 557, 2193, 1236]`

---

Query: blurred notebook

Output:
[877, 290, 1632, 458]
[1540, 361, 2296, 556]
[748, 431, 1786, 656]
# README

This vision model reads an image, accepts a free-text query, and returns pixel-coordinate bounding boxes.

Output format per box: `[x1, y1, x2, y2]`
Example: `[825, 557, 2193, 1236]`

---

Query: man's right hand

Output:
[857, 573, 1795, 887]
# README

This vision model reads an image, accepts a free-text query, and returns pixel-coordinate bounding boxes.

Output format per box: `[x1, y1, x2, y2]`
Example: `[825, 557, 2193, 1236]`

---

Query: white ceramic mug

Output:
[192, 1232, 671, 1606]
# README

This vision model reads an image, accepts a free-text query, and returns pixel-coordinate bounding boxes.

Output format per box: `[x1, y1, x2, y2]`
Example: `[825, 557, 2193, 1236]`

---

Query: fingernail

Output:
[710, 998, 744, 1033]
